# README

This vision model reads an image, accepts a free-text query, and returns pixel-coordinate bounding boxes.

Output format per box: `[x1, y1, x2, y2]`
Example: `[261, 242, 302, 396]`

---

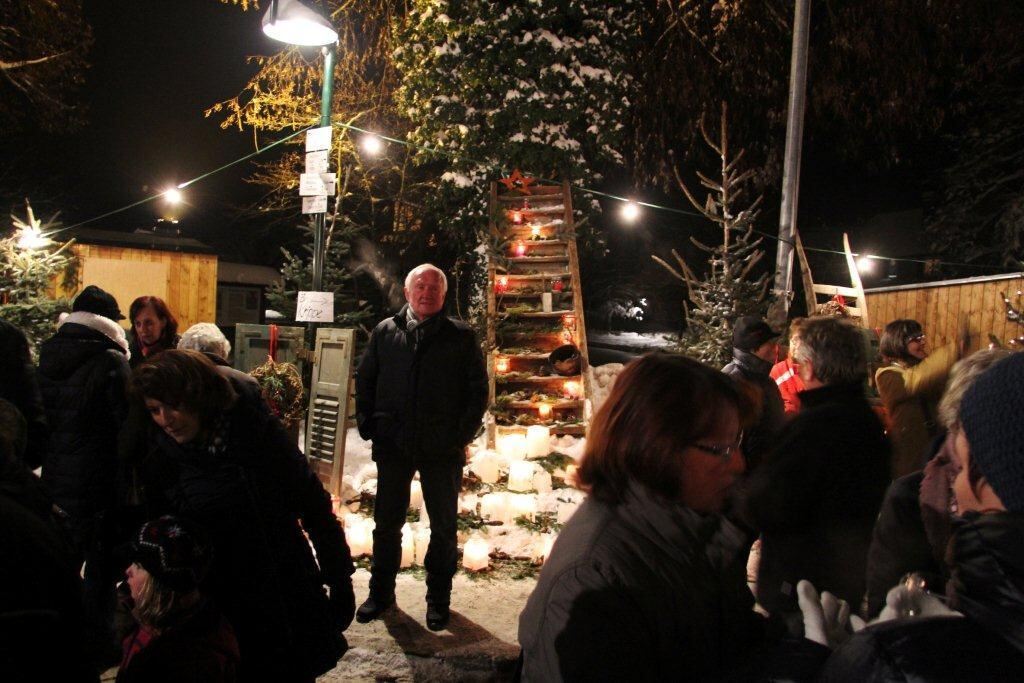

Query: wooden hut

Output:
[864, 272, 1024, 352]
[62, 227, 217, 331]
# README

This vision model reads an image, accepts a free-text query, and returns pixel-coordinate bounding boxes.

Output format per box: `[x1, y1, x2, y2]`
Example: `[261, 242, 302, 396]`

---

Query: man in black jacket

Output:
[37, 285, 131, 668]
[722, 316, 784, 469]
[354, 264, 487, 631]
[738, 317, 890, 632]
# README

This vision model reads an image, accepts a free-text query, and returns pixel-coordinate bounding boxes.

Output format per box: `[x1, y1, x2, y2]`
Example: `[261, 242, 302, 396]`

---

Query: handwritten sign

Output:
[305, 126, 332, 153]
[296, 291, 334, 323]
[305, 149, 329, 174]
[302, 195, 327, 214]
[299, 172, 336, 196]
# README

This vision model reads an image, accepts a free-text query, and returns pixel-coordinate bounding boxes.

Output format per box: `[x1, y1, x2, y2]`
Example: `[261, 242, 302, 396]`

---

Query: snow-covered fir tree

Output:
[393, 0, 642, 325]
[653, 104, 770, 367]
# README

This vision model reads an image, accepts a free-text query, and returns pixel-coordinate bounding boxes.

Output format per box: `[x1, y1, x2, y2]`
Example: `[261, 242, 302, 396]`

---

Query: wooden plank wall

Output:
[865, 274, 1024, 353]
[69, 244, 218, 332]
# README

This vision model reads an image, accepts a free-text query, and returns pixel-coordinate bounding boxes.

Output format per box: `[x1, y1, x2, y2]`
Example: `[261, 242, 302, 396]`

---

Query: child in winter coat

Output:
[117, 516, 238, 683]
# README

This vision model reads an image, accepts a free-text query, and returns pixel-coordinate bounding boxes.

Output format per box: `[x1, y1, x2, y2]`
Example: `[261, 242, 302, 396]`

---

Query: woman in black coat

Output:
[130, 350, 355, 682]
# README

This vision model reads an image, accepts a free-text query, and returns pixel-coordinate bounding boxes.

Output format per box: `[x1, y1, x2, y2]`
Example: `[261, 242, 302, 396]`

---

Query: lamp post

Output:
[262, 0, 338, 292]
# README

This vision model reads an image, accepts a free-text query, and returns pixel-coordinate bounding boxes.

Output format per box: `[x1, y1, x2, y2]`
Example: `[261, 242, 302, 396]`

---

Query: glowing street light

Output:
[163, 188, 183, 204]
[360, 133, 383, 157]
[857, 255, 875, 274]
[620, 200, 640, 222]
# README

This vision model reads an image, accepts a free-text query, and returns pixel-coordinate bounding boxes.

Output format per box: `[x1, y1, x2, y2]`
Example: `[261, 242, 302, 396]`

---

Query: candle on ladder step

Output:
[537, 403, 553, 420]
[563, 380, 582, 400]
[400, 523, 414, 568]
[541, 292, 553, 312]
[525, 425, 551, 458]
[495, 355, 511, 374]
[531, 224, 542, 239]
[508, 460, 535, 492]
[495, 275, 509, 293]
[513, 241, 527, 257]
[463, 536, 490, 571]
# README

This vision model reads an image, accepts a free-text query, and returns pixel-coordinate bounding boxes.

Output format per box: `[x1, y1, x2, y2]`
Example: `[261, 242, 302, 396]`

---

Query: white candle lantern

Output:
[541, 292, 553, 312]
[498, 433, 528, 462]
[347, 518, 374, 557]
[471, 451, 500, 484]
[414, 526, 431, 566]
[400, 523, 414, 568]
[511, 493, 538, 522]
[480, 492, 510, 524]
[463, 536, 490, 571]
[533, 468, 553, 495]
[508, 461, 536, 492]
[525, 425, 551, 458]
[409, 480, 423, 510]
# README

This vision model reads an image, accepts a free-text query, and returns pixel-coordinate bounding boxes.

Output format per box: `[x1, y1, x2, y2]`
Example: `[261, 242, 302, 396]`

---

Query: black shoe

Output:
[355, 594, 394, 623]
[426, 603, 450, 631]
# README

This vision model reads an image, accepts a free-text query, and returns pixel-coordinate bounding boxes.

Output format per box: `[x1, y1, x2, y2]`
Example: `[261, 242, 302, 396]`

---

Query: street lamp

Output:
[262, 0, 338, 292]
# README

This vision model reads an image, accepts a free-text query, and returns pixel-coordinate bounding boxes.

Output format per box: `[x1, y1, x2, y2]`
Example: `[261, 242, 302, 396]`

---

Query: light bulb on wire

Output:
[360, 134, 383, 157]
[164, 188, 183, 204]
[620, 200, 640, 223]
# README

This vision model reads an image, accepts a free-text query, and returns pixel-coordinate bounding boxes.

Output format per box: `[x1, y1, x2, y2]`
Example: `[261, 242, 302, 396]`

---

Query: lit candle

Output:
[495, 355, 511, 374]
[409, 480, 423, 510]
[531, 224, 541, 239]
[533, 468, 553, 495]
[495, 275, 509, 293]
[498, 433, 527, 461]
[537, 403, 553, 420]
[414, 526, 431, 566]
[511, 493, 538, 521]
[563, 380, 582, 399]
[470, 451, 500, 484]
[513, 241, 527, 257]
[541, 292, 553, 312]
[463, 537, 490, 571]
[508, 461, 535, 492]
[480, 492, 510, 524]
[510, 209, 523, 225]
[401, 523, 414, 568]
[526, 425, 551, 458]
[347, 519, 371, 557]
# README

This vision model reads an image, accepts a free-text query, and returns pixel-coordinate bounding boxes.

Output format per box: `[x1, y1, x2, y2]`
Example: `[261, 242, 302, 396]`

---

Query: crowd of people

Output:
[1, 271, 1023, 682]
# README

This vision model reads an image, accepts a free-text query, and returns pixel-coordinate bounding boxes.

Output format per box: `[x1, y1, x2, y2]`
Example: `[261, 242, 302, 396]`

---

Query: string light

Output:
[620, 201, 640, 222]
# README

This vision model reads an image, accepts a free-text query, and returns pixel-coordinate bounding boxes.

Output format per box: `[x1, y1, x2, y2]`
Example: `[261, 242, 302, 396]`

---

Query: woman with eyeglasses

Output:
[876, 319, 966, 478]
[518, 353, 780, 681]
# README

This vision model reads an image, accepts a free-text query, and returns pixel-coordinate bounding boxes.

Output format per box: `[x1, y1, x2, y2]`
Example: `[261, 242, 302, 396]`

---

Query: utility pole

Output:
[769, 0, 811, 327]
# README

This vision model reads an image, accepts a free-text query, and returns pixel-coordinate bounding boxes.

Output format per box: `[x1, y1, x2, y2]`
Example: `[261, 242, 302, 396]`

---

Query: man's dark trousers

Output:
[370, 452, 463, 605]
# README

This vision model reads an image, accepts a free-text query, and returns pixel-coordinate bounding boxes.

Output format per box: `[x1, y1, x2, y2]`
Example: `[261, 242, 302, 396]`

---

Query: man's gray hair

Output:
[177, 322, 231, 360]
[938, 348, 1012, 430]
[404, 263, 448, 292]
[792, 317, 867, 385]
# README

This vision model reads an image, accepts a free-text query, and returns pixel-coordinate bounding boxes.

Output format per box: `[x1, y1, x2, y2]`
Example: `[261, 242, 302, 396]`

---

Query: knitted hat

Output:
[732, 316, 780, 353]
[73, 285, 125, 321]
[959, 353, 1024, 512]
[132, 516, 211, 591]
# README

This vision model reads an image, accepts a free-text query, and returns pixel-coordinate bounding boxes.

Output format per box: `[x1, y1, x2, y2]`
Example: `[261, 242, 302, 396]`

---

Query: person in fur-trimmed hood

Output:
[38, 284, 132, 671]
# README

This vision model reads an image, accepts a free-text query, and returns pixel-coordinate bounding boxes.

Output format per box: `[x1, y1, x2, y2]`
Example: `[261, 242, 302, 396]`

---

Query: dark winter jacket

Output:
[355, 305, 487, 461]
[819, 512, 1024, 682]
[138, 379, 353, 681]
[0, 448, 95, 683]
[116, 599, 239, 683]
[519, 481, 774, 681]
[738, 382, 890, 617]
[723, 348, 784, 469]
[0, 318, 49, 468]
[38, 318, 131, 519]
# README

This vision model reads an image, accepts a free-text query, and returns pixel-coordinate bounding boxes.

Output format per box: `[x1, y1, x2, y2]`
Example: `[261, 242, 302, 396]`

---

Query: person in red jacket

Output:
[770, 318, 807, 415]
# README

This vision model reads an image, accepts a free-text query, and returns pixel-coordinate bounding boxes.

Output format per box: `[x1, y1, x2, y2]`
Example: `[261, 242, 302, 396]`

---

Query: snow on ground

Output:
[588, 329, 678, 352]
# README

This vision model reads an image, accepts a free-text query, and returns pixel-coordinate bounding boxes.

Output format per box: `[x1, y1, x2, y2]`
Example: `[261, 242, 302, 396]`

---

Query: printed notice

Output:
[302, 196, 328, 214]
[305, 149, 330, 174]
[299, 172, 336, 196]
[305, 126, 332, 152]
[296, 291, 334, 323]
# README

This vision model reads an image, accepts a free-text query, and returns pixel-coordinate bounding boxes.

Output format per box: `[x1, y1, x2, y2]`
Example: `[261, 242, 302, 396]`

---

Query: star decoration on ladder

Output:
[499, 168, 536, 195]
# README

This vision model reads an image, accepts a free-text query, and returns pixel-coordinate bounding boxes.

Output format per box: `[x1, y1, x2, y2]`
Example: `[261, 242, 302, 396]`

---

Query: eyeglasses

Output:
[691, 432, 743, 460]
[908, 334, 926, 343]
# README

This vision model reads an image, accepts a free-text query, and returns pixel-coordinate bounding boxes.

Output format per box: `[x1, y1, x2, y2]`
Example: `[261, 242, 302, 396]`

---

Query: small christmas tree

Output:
[0, 201, 79, 353]
[653, 103, 770, 367]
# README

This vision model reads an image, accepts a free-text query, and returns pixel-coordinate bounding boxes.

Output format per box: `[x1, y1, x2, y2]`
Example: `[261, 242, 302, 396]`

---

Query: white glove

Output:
[874, 583, 961, 624]
[797, 580, 864, 648]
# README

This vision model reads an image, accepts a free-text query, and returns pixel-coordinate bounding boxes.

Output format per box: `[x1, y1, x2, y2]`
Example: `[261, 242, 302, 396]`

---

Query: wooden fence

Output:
[864, 272, 1024, 353]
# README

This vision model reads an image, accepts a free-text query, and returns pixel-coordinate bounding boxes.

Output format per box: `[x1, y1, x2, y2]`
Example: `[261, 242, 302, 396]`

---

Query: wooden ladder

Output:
[795, 231, 871, 328]
[486, 177, 590, 446]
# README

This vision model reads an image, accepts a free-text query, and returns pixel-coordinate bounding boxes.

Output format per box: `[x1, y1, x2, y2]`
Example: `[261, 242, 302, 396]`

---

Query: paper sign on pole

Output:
[299, 172, 336, 196]
[305, 149, 330, 174]
[302, 196, 328, 214]
[296, 291, 334, 323]
[305, 126, 332, 153]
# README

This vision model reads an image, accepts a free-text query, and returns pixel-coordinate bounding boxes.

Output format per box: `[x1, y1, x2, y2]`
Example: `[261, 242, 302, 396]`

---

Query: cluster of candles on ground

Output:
[343, 425, 578, 572]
